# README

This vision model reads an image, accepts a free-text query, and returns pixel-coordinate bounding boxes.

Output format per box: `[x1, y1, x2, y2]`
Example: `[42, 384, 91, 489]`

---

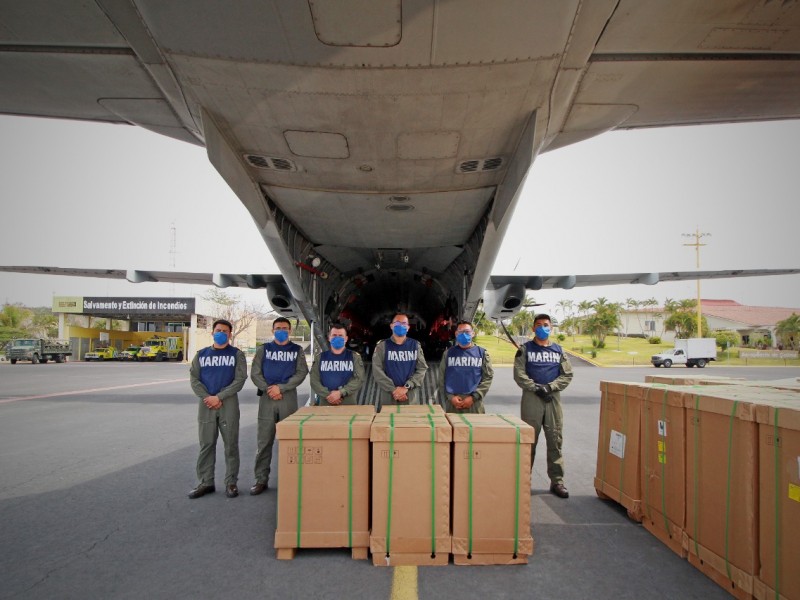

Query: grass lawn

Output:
[472, 333, 800, 368]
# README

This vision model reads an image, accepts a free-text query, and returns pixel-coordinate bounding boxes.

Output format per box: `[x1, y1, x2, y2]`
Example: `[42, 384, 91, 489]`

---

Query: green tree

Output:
[714, 330, 741, 350]
[776, 313, 800, 349]
[0, 304, 31, 329]
[510, 309, 536, 337]
[664, 298, 708, 339]
[584, 297, 621, 347]
[30, 308, 58, 338]
[473, 309, 497, 336]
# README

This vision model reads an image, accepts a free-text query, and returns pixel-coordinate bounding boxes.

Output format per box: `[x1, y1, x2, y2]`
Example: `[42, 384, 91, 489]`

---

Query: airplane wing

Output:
[485, 269, 800, 318]
[0, 266, 300, 318]
[2, 3, 800, 346]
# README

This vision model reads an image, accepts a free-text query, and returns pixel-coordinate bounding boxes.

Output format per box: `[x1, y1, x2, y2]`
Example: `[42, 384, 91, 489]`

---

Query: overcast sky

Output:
[1, 114, 798, 318]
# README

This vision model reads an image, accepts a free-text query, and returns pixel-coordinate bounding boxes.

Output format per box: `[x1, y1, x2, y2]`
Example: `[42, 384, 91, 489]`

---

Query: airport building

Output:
[618, 299, 799, 347]
[51, 295, 265, 361]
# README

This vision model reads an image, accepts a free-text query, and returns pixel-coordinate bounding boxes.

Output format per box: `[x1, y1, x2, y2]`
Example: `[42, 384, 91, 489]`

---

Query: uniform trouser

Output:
[520, 391, 565, 484]
[254, 390, 299, 484]
[196, 396, 240, 486]
[377, 388, 421, 409]
[444, 394, 485, 414]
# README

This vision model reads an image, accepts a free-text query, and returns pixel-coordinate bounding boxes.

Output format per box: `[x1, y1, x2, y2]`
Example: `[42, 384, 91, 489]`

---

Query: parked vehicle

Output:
[5, 338, 72, 364]
[119, 346, 141, 361]
[85, 347, 118, 361]
[138, 336, 184, 362]
[651, 338, 717, 368]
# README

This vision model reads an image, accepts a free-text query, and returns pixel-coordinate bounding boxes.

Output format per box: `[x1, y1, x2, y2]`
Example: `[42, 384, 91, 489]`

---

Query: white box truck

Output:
[651, 338, 717, 368]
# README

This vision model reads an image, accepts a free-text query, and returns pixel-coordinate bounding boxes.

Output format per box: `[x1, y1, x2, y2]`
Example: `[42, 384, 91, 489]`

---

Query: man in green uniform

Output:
[188, 318, 247, 499]
[372, 313, 428, 408]
[438, 320, 493, 413]
[249, 317, 309, 495]
[513, 313, 573, 498]
[310, 322, 365, 405]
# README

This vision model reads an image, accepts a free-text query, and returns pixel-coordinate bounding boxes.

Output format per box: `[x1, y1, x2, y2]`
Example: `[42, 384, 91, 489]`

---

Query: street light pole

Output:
[682, 227, 711, 337]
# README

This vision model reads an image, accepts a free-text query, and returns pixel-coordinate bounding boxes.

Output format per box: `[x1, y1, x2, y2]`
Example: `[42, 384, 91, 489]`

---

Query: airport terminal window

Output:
[166, 323, 186, 332]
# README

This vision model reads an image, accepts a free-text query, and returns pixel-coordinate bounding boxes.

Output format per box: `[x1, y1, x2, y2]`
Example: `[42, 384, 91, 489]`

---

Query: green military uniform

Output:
[371, 338, 428, 407]
[438, 345, 494, 414]
[512, 344, 573, 485]
[309, 350, 365, 405]
[250, 343, 309, 486]
[189, 348, 247, 487]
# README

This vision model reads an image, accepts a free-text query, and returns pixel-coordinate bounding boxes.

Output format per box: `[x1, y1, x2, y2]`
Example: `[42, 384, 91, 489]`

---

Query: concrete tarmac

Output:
[1, 360, 797, 599]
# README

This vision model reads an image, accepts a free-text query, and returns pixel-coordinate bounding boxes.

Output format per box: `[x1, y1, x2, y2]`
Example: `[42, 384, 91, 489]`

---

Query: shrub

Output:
[714, 330, 741, 349]
[648, 336, 662, 344]
[557, 333, 566, 342]
[590, 349, 597, 359]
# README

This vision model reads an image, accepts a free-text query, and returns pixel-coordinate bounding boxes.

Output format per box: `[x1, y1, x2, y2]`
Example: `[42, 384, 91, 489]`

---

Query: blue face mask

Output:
[456, 332, 472, 346]
[273, 329, 289, 343]
[535, 325, 551, 340]
[213, 331, 229, 345]
[330, 335, 346, 350]
[392, 324, 409, 337]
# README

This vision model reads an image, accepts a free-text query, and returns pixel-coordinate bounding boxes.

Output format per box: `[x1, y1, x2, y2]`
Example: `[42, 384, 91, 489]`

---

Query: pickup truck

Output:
[85, 347, 118, 361]
[6, 338, 72, 364]
[651, 338, 717, 368]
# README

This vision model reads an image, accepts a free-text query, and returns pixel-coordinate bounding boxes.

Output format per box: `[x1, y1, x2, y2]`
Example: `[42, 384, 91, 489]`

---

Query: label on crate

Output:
[609, 430, 626, 459]
[657, 440, 667, 464]
[285, 446, 323, 464]
[790, 483, 800, 503]
[658, 420, 667, 437]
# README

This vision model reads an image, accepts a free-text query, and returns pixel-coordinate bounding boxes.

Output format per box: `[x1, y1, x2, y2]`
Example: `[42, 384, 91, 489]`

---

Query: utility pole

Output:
[682, 227, 711, 337]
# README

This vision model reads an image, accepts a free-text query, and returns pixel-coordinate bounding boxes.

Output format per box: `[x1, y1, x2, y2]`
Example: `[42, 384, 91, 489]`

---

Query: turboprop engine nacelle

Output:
[266, 282, 300, 317]
[483, 283, 527, 320]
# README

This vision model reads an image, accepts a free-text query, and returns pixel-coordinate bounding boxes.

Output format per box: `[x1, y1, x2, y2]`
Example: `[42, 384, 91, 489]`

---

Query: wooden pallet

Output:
[276, 546, 368, 561]
[753, 578, 794, 600]
[686, 539, 753, 600]
[453, 553, 529, 565]
[594, 477, 643, 522]
[641, 513, 687, 558]
[371, 552, 449, 567]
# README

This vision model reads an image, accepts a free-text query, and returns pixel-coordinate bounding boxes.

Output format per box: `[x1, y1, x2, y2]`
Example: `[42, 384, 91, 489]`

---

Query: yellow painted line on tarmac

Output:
[0, 378, 189, 405]
[390, 566, 418, 600]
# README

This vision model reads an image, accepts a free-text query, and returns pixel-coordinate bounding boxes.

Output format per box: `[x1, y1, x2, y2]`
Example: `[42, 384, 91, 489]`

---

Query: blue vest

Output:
[198, 345, 239, 395]
[444, 345, 484, 395]
[382, 338, 419, 386]
[260, 341, 301, 384]
[319, 349, 355, 390]
[524, 340, 563, 385]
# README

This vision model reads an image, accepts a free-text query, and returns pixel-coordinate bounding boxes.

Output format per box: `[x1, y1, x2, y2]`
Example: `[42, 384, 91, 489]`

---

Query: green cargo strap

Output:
[599, 382, 610, 493]
[723, 400, 738, 579]
[458, 413, 475, 556]
[348, 415, 356, 548]
[498, 415, 521, 557]
[385, 413, 396, 556]
[692, 394, 700, 556]
[296, 415, 313, 548]
[427, 413, 436, 556]
[619, 386, 628, 504]
[644, 388, 652, 520]
[659, 389, 669, 534]
[774, 408, 780, 600]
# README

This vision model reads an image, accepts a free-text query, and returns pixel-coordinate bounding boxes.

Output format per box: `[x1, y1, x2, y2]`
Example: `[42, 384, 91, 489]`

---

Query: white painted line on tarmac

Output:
[0, 378, 189, 405]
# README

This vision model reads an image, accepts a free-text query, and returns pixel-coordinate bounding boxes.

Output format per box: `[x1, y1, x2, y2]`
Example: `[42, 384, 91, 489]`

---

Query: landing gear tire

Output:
[663, 359, 672, 368]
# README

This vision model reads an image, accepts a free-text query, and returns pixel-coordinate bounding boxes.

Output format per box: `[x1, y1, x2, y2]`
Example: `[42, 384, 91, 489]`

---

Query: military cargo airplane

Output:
[1, 1, 799, 349]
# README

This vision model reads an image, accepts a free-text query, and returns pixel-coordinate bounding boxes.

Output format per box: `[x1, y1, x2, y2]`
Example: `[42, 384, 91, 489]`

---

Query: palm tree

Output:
[776, 313, 800, 350]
